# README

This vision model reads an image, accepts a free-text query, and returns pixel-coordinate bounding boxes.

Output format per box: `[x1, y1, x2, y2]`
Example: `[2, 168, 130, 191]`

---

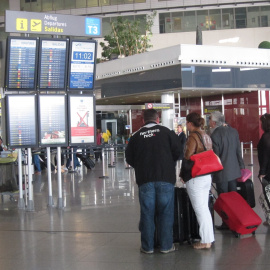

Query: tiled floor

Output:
[0, 150, 269, 270]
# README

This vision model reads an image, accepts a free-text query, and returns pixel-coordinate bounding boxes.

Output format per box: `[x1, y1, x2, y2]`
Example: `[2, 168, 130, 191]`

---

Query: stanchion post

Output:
[57, 147, 64, 208]
[17, 149, 25, 209]
[241, 142, 244, 158]
[108, 145, 115, 168]
[26, 148, 34, 211]
[99, 148, 109, 179]
[47, 147, 54, 207]
[249, 141, 253, 166]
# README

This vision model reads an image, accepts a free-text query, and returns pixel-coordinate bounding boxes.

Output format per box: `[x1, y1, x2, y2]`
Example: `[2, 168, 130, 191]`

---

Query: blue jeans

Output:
[139, 182, 174, 252]
[33, 154, 41, 172]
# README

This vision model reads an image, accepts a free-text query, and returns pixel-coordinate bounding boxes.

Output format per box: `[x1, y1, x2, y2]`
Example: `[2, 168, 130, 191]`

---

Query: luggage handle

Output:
[220, 210, 228, 220]
[246, 225, 258, 229]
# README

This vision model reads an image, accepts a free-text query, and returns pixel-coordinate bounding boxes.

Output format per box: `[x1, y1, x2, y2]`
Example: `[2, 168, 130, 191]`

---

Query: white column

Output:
[161, 93, 174, 130]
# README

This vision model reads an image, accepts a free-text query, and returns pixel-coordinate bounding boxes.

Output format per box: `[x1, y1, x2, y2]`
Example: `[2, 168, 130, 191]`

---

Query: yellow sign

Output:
[31, 19, 42, 32]
[16, 18, 28, 31]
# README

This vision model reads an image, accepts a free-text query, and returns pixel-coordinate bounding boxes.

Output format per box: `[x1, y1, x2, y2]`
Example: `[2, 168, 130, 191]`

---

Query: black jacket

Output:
[125, 122, 180, 187]
[258, 131, 270, 180]
[177, 132, 186, 160]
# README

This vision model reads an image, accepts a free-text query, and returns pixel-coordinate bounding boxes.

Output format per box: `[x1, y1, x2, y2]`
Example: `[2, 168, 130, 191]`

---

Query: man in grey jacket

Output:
[209, 111, 245, 230]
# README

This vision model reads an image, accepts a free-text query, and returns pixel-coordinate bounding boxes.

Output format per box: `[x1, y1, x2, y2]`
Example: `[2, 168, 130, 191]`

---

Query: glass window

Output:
[111, 0, 124, 4]
[172, 12, 183, 33]
[247, 6, 260, 28]
[0, 0, 8, 15]
[76, 0, 87, 8]
[183, 11, 196, 32]
[64, 0, 76, 9]
[209, 9, 221, 30]
[221, 8, 234, 29]
[100, 0, 110, 6]
[136, 15, 147, 35]
[260, 6, 270, 27]
[134, 0, 145, 2]
[53, 0, 65, 10]
[87, 0, 99, 7]
[102, 17, 112, 36]
[235, 7, 247, 28]
[197, 10, 209, 31]
[159, 13, 171, 33]
[41, 0, 53, 11]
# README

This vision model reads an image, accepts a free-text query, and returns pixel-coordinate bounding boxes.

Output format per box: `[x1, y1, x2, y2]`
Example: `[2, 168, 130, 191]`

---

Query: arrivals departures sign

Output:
[5, 10, 102, 37]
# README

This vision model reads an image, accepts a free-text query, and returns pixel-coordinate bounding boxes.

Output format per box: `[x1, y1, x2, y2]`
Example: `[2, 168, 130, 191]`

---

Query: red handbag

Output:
[190, 132, 223, 178]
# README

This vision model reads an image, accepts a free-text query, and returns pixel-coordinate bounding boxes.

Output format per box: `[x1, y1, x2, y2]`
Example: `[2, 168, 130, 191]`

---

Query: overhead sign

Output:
[145, 103, 174, 109]
[5, 10, 102, 37]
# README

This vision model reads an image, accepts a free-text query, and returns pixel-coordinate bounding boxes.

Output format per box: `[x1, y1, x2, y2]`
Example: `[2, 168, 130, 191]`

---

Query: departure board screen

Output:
[68, 40, 97, 90]
[68, 94, 95, 145]
[6, 95, 38, 148]
[38, 95, 67, 147]
[6, 37, 38, 91]
[38, 39, 68, 90]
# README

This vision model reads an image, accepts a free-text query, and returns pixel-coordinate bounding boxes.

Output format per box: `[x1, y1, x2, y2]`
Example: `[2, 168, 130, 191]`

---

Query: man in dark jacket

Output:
[125, 109, 180, 254]
[177, 124, 186, 161]
[209, 111, 245, 230]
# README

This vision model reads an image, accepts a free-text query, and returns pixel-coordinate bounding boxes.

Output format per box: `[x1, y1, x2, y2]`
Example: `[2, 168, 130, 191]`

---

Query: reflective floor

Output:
[0, 150, 270, 270]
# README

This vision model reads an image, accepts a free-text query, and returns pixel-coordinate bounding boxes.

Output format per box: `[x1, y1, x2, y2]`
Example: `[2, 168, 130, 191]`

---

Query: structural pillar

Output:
[161, 93, 174, 130]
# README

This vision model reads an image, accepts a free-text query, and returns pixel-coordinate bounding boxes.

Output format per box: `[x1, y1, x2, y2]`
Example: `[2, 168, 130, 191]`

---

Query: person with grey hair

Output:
[209, 111, 245, 230]
[209, 111, 225, 133]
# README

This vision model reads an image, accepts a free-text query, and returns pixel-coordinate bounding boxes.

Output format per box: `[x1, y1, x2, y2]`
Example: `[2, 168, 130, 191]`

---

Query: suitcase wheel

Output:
[252, 231, 256, 235]
[232, 231, 240, 238]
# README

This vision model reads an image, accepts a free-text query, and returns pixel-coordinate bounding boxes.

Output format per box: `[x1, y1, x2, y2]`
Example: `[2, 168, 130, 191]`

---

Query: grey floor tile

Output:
[0, 153, 269, 270]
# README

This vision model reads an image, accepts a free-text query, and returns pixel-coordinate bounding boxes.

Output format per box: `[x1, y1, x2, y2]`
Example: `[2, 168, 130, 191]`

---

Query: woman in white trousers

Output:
[181, 112, 215, 249]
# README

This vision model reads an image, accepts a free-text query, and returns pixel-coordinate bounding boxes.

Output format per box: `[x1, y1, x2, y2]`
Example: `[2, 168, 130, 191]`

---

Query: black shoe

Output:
[215, 223, 229, 230]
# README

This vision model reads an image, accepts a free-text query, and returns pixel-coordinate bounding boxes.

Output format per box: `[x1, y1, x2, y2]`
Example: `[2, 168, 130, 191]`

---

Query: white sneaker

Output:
[160, 244, 176, 254]
[140, 247, 154, 254]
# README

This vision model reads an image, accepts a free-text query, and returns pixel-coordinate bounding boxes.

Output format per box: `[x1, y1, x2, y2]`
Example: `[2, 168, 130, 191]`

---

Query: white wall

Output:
[95, 27, 270, 59]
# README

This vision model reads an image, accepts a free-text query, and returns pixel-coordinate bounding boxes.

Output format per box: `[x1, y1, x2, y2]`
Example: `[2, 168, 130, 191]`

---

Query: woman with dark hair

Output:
[180, 112, 215, 249]
[258, 113, 270, 181]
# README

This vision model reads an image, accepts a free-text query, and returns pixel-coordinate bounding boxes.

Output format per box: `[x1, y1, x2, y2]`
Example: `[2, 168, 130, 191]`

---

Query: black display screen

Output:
[38, 39, 68, 90]
[38, 95, 68, 147]
[68, 40, 97, 90]
[6, 95, 38, 148]
[5, 37, 38, 91]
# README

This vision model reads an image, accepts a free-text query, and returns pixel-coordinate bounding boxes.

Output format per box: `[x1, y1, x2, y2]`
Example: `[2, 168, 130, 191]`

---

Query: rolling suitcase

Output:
[76, 153, 95, 169]
[155, 187, 214, 247]
[237, 179, 256, 208]
[258, 177, 270, 225]
[174, 188, 214, 244]
[214, 191, 262, 237]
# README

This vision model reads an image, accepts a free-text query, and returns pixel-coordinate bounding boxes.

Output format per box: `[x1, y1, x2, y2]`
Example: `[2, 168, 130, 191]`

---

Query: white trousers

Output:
[186, 175, 215, 244]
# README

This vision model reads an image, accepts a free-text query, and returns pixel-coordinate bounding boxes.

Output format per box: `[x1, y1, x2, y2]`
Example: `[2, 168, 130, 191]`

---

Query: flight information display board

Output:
[68, 94, 95, 145]
[38, 95, 68, 147]
[68, 40, 97, 90]
[5, 37, 38, 91]
[6, 95, 38, 148]
[38, 39, 68, 90]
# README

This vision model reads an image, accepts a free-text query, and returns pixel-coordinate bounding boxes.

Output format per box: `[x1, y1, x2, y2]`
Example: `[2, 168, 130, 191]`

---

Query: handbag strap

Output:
[193, 131, 207, 151]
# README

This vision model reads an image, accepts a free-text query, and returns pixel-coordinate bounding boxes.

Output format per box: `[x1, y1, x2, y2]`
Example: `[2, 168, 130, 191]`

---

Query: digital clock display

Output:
[73, 51, 93, 61]
[69, 40, 96, 90]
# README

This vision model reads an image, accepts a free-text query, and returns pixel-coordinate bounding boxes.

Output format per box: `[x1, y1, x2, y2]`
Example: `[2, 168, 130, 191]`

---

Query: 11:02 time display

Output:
[73, 51, 93, 61]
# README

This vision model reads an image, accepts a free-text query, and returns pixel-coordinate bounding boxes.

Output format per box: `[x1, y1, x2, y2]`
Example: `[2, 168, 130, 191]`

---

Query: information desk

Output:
[0, 153, 18, 192]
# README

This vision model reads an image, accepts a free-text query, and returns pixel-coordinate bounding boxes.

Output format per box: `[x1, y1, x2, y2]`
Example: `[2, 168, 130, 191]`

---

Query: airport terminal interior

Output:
[0, 148, 269, 270]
